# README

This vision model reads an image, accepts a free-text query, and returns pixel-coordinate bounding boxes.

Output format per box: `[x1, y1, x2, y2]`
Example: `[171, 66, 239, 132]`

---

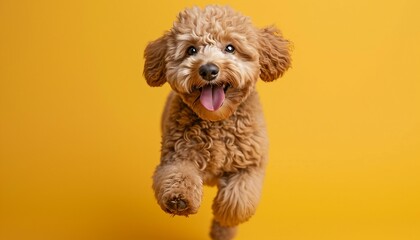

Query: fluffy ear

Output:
[143, 34, 168, 87]
[258, 26, 291, 82]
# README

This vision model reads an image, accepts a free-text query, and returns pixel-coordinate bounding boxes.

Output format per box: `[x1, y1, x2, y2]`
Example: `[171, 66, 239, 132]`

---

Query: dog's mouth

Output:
[198, 84, 230, 111]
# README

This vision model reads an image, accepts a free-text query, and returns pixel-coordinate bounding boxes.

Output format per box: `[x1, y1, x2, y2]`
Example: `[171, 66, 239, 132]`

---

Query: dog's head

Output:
[144, 5, 291, 121]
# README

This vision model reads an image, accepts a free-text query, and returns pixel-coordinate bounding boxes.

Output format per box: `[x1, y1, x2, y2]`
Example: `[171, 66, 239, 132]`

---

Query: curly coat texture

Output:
[144, 5, 291, 240]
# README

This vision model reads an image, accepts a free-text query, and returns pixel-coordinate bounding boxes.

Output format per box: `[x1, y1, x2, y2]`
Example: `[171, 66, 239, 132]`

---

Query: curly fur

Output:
[144, 5, 291, 240]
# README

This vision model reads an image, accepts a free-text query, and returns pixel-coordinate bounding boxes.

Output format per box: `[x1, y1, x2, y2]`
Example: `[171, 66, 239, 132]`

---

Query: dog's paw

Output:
[164, 194, 190, 215]
[153, 164, 203, 216]
[161, 190, 200, 216]
[212, 171, 263, 226]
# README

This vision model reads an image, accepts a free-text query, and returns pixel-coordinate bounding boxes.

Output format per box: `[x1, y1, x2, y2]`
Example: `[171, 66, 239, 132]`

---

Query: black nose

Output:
[199, 63, 219, 81]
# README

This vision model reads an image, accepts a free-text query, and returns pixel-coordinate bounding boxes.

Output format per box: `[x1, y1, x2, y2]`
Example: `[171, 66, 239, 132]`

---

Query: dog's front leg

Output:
[212, 167, 265, 227]
[152, 160, 203, 216]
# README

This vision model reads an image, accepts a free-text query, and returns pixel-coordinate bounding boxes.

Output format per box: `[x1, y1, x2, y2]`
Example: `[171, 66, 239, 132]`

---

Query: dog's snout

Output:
[199, 63, 219, 81]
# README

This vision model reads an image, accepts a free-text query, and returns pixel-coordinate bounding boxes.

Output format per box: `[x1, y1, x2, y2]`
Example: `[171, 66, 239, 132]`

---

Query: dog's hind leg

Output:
[210, 218, 237, 240]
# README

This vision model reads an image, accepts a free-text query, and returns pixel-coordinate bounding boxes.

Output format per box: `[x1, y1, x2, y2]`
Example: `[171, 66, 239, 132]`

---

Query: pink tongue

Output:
[200, 85, 225, 111]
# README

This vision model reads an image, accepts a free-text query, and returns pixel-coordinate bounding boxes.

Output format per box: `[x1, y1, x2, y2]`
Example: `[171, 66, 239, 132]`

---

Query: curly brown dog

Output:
[143, 5, 291, 240]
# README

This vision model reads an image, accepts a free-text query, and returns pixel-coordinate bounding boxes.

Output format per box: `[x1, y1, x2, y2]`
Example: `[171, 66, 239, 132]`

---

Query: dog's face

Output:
[144, 6, 291, 121]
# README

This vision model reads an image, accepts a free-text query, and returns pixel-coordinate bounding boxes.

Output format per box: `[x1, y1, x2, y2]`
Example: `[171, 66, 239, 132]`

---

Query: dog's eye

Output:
[225, 44, 235, 53]
[186, 46, 197, 56]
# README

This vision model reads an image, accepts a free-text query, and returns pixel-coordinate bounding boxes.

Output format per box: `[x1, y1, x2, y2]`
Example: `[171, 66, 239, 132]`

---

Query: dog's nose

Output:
[199, 63, 219, 81]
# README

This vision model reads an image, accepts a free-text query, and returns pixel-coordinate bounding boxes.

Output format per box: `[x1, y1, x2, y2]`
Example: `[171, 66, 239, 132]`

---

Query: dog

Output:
[143, 5, 291, 240]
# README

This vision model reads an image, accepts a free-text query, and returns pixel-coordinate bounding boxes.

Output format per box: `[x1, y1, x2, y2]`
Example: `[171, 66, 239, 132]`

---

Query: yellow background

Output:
[1, 0, 419, 239]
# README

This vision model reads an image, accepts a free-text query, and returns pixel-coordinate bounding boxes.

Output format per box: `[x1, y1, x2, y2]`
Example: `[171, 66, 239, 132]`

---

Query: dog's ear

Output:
[258, 26, 291, 82]
[143, 34, 168, 87]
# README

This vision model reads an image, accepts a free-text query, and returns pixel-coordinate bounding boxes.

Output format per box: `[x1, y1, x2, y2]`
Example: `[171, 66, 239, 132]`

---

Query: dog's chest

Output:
[178, 114, 266, 176]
